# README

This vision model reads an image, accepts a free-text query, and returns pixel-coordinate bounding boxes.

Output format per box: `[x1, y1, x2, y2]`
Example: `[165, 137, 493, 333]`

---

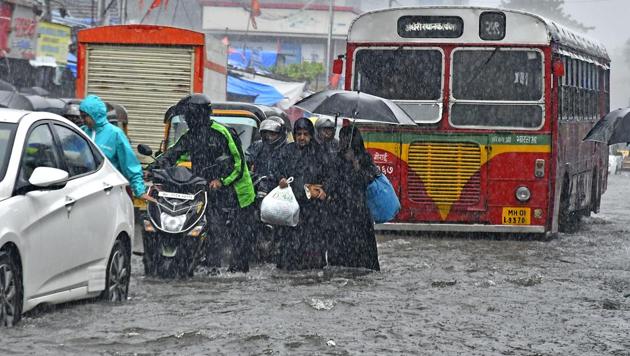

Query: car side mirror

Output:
[29, 167, 69, 187]
[137, 144, 153, 156]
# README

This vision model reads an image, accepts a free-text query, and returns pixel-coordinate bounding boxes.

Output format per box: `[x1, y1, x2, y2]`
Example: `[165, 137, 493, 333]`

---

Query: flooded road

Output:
[2, 175, 629, 355]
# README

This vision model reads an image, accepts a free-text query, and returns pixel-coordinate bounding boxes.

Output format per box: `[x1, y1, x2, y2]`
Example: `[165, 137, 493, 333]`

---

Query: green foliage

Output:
[270, 62, 325, 82]
[500, 0, 594, 32]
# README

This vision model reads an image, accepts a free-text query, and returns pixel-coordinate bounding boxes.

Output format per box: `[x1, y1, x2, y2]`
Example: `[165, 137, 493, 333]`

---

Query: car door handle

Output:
[103, 183, 114, 193]
[65, 196, 76, 215]
[65, 196, 76, 207]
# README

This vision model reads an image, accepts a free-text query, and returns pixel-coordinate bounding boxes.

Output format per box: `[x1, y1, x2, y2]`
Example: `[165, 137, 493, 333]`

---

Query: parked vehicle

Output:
[137, 144, 209, 278]
[0, 109, 134, 327]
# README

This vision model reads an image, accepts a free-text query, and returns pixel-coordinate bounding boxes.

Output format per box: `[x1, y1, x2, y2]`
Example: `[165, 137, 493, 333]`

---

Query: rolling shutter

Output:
[85, 44, 194, 152]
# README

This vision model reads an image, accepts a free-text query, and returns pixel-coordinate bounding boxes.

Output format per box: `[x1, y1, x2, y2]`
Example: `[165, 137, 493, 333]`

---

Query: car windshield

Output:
[167, 115, 258, 152]
[353, 48, 443, 123]
[0, 123, 17, 182]
[450, 48, 544, 129]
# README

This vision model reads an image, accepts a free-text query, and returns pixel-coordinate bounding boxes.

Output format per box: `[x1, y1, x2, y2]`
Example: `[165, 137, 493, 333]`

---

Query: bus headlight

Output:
[515, 186, 531, 202]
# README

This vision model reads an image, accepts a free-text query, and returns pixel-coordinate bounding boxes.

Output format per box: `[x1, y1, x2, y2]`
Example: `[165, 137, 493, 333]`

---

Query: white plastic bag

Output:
[260, 177, 300, 227]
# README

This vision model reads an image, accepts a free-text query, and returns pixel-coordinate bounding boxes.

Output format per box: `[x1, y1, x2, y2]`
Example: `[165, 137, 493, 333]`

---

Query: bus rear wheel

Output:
[590, 170, 601, 214]
[558, 179, 579, 233]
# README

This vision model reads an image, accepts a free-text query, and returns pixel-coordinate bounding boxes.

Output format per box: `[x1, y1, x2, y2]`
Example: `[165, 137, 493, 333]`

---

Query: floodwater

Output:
[2, 175, 629, 355]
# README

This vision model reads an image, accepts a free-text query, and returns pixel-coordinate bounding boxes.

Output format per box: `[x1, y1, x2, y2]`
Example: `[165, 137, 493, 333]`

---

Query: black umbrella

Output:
[294, 90, 416, 125]
[584, 108, 630, 144]
[0, 90, 31, 110]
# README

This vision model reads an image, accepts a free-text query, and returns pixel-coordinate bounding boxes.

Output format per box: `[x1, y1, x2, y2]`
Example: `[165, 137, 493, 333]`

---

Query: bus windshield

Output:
[450, 48, 544, 129]
[353, 48, 443, 123]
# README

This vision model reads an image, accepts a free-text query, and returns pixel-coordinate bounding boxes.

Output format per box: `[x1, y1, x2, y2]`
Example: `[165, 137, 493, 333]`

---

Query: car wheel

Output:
[0, 252, 22, 327]
[102, 240, 130, 302]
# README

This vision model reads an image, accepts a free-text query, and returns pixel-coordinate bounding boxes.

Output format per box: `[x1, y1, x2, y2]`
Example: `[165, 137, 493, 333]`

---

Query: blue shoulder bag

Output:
[366, 174, 400, 223]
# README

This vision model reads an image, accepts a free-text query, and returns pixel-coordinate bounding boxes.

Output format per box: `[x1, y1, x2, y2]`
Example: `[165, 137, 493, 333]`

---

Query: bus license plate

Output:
[502, 207, 531, 225]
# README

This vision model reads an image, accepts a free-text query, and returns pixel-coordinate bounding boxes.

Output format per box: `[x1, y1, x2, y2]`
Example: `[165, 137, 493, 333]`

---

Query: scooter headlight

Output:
[160, 213, 187, 232]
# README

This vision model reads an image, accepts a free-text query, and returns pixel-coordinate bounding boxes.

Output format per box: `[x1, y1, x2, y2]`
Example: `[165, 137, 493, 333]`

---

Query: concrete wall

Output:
[204, 35, 227, 101]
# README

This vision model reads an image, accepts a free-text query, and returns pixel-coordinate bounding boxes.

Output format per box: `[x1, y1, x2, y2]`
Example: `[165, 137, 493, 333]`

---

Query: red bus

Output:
[338, 7, 610, 236]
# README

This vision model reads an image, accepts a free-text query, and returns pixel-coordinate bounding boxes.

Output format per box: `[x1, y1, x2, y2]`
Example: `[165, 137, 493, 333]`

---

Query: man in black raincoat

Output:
[327, 125, 380, 271]
[246, 116, 289, 263]
[273, 118, 331, 270]
[246, 116, 289, 195]
[157, 94, 256, 273]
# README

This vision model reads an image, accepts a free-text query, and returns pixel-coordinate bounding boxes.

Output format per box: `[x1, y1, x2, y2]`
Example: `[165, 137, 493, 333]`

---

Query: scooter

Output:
[138, 144, 209, 278]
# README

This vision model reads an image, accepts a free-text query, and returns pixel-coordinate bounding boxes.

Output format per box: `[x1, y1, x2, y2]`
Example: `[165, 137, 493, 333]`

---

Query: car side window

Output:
[53, 124, 97, 177]
[19, 124, 60, 181]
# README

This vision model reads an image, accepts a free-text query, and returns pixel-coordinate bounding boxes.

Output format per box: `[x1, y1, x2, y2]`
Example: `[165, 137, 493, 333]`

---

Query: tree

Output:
[500, 0, 594, 32]
[270, 62, 325, 83]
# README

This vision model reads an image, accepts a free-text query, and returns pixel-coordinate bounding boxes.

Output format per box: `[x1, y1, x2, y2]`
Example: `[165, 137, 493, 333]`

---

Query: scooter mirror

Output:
[137, 144, 153, 156]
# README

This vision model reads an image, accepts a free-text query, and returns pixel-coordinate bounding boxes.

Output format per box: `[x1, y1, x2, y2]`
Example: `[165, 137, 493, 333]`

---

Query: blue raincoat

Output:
[80, 95, 146, 197]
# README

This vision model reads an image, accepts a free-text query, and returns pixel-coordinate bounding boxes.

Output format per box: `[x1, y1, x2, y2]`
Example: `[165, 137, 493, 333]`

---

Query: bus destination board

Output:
[397, 16, 464, 38]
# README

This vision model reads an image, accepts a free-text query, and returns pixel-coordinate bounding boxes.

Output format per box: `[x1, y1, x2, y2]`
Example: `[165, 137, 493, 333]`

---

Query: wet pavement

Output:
[1, 174, 629, 355]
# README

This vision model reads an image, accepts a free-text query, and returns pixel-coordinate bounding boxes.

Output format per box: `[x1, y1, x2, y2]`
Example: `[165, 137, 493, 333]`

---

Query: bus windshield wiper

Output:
[461, 47, 500, 89]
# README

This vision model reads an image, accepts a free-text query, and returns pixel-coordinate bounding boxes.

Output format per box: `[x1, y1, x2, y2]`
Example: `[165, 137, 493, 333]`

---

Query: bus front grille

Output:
[407, 142, 481, 205]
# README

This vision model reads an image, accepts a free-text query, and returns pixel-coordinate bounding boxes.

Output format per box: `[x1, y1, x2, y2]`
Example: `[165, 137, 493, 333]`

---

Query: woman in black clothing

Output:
[328, 125, 381, 271]
[274, 118, 330, 270]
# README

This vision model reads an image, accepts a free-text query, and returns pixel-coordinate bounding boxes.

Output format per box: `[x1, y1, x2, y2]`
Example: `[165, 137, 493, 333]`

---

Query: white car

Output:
[0, 109, 134, 327]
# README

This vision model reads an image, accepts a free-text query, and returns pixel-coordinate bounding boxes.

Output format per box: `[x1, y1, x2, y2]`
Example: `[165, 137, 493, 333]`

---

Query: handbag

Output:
[366, 174, 400, 223]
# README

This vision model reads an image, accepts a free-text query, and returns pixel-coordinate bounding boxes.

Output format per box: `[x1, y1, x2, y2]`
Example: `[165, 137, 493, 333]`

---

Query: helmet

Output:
[315, 116, 335, 130]
[260, 116, 287, 147]
[314, 116, 336, 143]
[64, 103, 83, 126]
[260, 119, 282, 133]
[187, 93, 212, 106]
[175, 93, 212, 130]
[266, 115, 285, 126]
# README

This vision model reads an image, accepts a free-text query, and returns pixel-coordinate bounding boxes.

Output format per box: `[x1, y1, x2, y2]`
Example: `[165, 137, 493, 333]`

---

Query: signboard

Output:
[397, 16, 464, 38]
[7, 4, 36, 59]
[36, 22, 71, 64]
